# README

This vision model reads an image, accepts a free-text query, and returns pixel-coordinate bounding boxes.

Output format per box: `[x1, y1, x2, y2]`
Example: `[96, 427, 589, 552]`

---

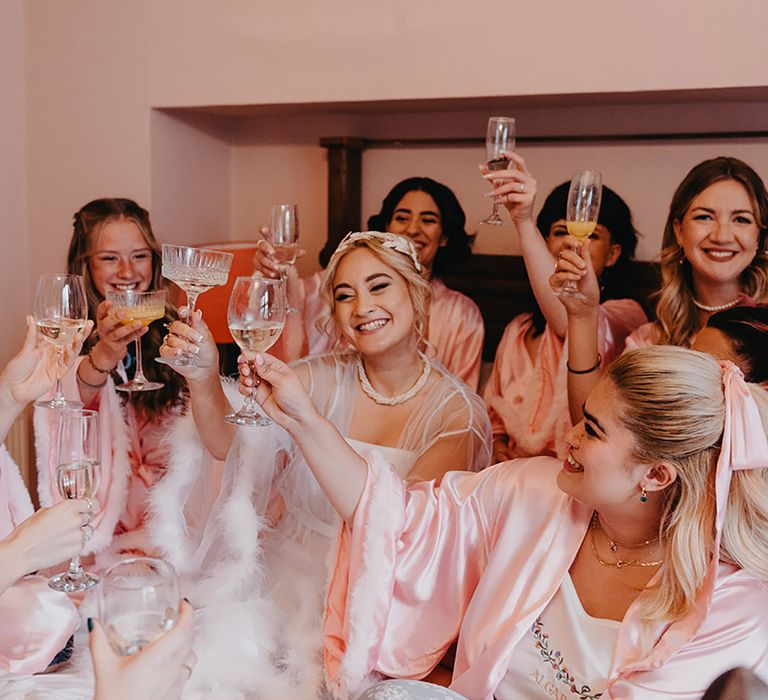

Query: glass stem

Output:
[68, 554, 83, 577]
[491, 178, 501, 218]
[186, 293, 199, 321]
[133, 338, 146, 382]
[53, 347, 65, 401]
[240, 356, 259, 415]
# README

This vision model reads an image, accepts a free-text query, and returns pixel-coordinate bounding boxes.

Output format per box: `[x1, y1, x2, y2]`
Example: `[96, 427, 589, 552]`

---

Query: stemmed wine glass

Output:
[99, 557, 179, 656]
[156, 244, 234, 368]
[48, 409, 101, 593]
[481, 116, 516, 226]
[267, 204, 300, 313]
[554, 170, 603, 300]
[33, 274, 88, 410]
[107, 290, 167, 392]
[225, 277, 286, 427]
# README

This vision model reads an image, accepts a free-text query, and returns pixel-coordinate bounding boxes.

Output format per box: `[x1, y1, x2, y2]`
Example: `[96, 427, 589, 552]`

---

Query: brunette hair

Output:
[655, 157, 768, 347]
[607, 346, 768, 622]
[367, 177, 473, 276]
[530, 181, 639, 336]
[67, 198, 187, 415]
[705, 304, 768, 384]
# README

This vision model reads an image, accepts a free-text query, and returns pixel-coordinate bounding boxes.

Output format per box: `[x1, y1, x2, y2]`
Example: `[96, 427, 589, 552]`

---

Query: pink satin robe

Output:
[0, 446, 79, 674]
[323, 457, 768, 700]
[282, 272, 484, 390]
[624, 321, 657, 350]
[35, 359, 174, 562]
[484, 300, 646, 458]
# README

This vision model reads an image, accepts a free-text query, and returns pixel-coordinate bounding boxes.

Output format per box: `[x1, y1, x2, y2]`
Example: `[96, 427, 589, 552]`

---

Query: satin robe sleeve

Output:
[0, 447, 79, 674]
[599, 300, 648, 363]
[623, 321, 657, 352]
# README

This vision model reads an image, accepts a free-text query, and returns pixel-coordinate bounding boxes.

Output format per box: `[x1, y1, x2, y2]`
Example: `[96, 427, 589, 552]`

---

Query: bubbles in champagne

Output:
[57, 459, 99, 500]
[229, 322, 284, 353]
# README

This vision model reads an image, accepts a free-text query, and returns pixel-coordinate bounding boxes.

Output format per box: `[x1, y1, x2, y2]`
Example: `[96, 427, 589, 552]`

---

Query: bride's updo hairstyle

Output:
[319, 231, 431, 350]
[606, 346, 768, 622]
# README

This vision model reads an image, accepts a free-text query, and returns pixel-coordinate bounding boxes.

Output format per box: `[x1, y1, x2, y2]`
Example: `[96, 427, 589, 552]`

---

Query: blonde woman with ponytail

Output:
[244, 344, 768, 699]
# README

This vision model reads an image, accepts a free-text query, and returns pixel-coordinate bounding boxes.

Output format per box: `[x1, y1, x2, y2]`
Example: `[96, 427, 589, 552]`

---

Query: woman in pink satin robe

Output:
[554, 157, 768, 422]
[36, 199, 188, 563]
[241, 344, 768, 700]
[482, 168, 646, 460]
[0, 317, 91, 674]
[255, 178, 485, 389]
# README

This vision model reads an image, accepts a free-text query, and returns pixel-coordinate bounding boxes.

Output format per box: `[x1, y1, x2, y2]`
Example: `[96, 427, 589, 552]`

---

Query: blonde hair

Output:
[655, 157, 768, 347]
[319, 232, 431, 351]
[607, 346, 768, 622]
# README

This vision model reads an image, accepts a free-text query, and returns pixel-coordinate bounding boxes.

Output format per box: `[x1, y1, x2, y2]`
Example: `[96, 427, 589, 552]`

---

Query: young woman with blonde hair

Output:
[151, 231, 491, 698]
[245, 344, 768, 699]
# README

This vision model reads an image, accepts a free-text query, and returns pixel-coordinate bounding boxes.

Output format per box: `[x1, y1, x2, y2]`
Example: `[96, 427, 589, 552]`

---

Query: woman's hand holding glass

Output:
[90, 299, 149, 374]
[482, 152, 538, 225]
[550, 237, 601, 316]
[159, 308, 219, 383]
[238, 353, 317, 431]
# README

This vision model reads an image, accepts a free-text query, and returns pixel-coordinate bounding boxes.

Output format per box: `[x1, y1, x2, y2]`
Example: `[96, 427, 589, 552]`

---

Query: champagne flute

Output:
[481, 116, 516, 226]
[268, 204, 300, 313]
[33, 274, 88, 410]
[554, 170, 603, 300]
[107, 290, 167, 392]
[156, 244, 234, 368]
[48, 409, 100, 593]
[225, 277, 286, 427]
[99, 557, 179, 656]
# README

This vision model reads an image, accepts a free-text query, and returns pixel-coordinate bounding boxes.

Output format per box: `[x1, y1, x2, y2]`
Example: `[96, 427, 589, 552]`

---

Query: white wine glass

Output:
[156, 244, 233, 368]
[33, 274, 88, 410]
[99, 557, 179, 656]
[48, 409, 100, 593]
[267, 204, 300, 313]
[554, 170, 603, 301]
[225, 276, 286, 427]
[481, 116, 516, 226]
[107, 290, 167, 392]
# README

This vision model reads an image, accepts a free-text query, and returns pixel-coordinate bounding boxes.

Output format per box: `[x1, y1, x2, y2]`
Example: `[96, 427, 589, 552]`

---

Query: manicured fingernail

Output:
[255, 354, 264, 366]
[189, 345, 200, 355]
[192, 331, 203, 342]
[183, 597, 191, 604]
[87, 617, 94, 633]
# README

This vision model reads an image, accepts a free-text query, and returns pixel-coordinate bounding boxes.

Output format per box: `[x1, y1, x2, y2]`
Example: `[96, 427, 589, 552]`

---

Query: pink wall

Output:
[4, 0, 768, 365]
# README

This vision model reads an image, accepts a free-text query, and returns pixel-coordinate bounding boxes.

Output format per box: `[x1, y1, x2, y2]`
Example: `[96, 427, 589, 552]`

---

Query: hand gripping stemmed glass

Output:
[99, 557, 179, 656]
[481, 116, 516, 226]
[49, 409, 101, 593]
[225, 277, 286, 427]
[267, 204, 300, 313]
[554, 170, 603, 301]
[33, 274, 88, 410]
[156, 244, 233, 368]
[106, 290, 167, 392]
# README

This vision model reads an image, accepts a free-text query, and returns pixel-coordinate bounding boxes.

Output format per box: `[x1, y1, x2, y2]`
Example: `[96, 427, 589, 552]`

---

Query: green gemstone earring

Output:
[640, 486, 648, 503]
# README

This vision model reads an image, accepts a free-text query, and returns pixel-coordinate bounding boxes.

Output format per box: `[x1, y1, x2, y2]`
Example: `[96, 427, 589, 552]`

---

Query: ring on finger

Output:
[85, 497, 95, 513]
[519, 183, 526, 193]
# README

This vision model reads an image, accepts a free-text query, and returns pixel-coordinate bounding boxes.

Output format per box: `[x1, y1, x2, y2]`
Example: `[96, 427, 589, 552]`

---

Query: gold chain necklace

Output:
[590, 512, 663, 569]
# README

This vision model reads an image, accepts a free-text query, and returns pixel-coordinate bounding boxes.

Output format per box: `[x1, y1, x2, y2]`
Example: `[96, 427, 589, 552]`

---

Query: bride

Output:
[151, 231, 492, 699]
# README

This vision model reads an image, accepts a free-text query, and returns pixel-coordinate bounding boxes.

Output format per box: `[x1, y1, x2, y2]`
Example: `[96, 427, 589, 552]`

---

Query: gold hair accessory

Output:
[335, 231, 422, 273]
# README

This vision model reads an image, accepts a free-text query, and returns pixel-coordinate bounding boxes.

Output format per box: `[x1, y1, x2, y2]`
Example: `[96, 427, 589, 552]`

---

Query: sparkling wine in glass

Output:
[225, 277, 286, 427]
[49, 409, 101, 593]
[33, 274, 88, 410]
[107, 290, 167, 392]
[268, 204, 300, 313]
[554, 170, 603, 301]
[481, 116, 516, 226]
[99, 557, 179, 656]
[156, 244, 233, 368]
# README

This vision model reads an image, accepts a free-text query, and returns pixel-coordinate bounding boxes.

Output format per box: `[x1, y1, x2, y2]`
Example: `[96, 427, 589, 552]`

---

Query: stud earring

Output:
[640, 486, 648, 503]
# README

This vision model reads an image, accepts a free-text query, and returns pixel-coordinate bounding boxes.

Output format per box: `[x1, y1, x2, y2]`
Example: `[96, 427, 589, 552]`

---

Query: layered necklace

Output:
[356, 351, 431, 406]
[692, 297, 741, 313]
[590, 512, 663, 569]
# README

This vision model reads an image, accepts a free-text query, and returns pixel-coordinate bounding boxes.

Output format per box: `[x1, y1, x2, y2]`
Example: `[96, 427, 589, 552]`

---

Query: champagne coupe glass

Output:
[99, 557, 179, 656]
[33, 274, 88, 410]
[267, 204, 300, 313]
[156, 244, 234, 368]
[481, 116, 516, 226]
[225, 277, 286, 427]
[48, 409, 101, 593]
[554, 170, 603, 301]
[107, 290, 167, 392]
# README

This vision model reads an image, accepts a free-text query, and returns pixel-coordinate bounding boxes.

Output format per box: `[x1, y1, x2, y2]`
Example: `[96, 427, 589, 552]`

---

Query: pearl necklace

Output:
[356, 352, 431, 406]
[692, 297, 740, 312]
